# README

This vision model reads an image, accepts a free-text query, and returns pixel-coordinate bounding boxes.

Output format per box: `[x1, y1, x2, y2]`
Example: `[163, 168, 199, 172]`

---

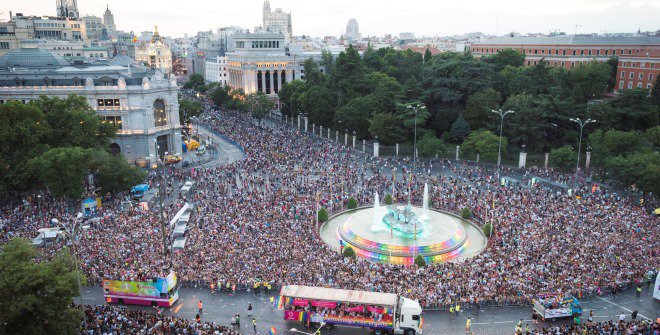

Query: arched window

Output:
[153, 99, 167, 127]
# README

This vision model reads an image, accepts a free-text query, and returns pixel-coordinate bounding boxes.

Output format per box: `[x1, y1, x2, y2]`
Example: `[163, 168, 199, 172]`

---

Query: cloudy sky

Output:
[2, 0, 659, 38]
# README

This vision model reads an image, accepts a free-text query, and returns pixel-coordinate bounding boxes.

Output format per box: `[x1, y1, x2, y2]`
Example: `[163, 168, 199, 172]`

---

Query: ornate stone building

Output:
[262, 0, 292, 36]
[0, 42, 182, 166]
[135, 27, 173, 73]
[225, 33, 312, 96]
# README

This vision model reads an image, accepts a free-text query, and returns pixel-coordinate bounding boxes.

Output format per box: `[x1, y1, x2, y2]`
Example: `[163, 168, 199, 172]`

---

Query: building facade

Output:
[0, 43, 182, 165]
[262, 1, 292, 36]
[225, 33, 309, 96]
[471, 35, 660, 91]
[135, 27, 173, 73]
[204, 56, 229, 85]
[345, 19, 360, 43]
[103, 5, 117, 37]
[83, 15, 103, 41]
[56, 0, 80, 19]
[615, 51, 659, 91]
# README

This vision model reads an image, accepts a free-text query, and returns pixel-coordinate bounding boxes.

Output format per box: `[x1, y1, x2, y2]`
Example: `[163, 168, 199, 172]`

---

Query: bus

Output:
[279, 285, 422, 335]
[103, 271, 179, 307]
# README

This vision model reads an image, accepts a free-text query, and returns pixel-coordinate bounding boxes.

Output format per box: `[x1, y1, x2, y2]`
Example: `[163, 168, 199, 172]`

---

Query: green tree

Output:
[568, 60, 611, 102]
[227, 88, 247, 111]
[347, 197, 358, 209]
[29, 147, 94, 200]
[342, 246, 357, 260]
[178, 98, 202, 124]
[0, 101, 48, 195]
[368, 113, 405, 145]
[0, 238, 84, 334]
[318, 207, 329, 222]
[449, 114, 471, 141]
[484, 49, 526, 70]
[424, 48, 432, 63]
[91, 151, 146, 195]
[588, 129, 650, 165]
[278, 80, 306, 116]
[550, 146, 577, 172]
[464, 88, 501, 131]
[417, 134, 446, 157]
[461, 130, 505, 162]
[502, 93, 547, 150]
[482, 223, 493, 237]
[461, 207, 472, 219]
[298, 85, 335, 127]
[183, 73, 205, 91]
[33, 95, 116, 150]
[604, 152, 659, 194]
[384, 194, 393, 205]
[414, 255, 427, 267]
[303, 58, 326, 87]
[209, 85, 232, 108]
[644, 126, 660, 149]
[422, 57, 494, 109]
[334, 96, 378, 139]
[606, 57, 618, 92]
[245, 92, 275, 125]
[608, 89, 659, 131]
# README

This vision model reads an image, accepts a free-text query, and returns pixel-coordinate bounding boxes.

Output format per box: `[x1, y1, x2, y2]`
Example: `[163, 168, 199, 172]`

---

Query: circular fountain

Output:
[320, 184, 487, 265]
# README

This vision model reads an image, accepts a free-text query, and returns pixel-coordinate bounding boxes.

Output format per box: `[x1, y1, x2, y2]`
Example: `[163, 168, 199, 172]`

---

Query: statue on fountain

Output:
[383, 204, 424, 235]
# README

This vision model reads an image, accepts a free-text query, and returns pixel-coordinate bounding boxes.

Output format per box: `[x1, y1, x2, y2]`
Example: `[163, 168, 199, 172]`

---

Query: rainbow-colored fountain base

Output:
[325, 206, 482, 265]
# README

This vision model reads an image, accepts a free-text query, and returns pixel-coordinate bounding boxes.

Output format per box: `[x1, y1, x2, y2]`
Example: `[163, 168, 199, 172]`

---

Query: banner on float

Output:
[284, 310, 309, 322]
[308, 314, 393, 329]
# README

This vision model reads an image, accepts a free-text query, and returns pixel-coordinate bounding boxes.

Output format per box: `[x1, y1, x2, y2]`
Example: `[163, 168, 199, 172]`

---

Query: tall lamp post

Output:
[491, 109, 515, 177]
[569, 117, 596, 191]
[407, 103, 426, 204]
[58, 213, 86, 330]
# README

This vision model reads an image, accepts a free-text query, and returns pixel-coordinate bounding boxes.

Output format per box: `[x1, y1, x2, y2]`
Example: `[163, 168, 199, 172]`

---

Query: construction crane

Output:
[556, 24, 583, 35]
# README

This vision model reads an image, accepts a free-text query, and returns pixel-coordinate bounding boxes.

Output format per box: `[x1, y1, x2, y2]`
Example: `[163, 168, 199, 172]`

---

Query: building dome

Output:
[0, 45, 70, 69]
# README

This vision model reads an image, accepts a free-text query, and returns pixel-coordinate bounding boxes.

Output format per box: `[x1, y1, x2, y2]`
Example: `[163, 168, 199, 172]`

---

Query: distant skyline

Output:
[2, 0, 659, 38]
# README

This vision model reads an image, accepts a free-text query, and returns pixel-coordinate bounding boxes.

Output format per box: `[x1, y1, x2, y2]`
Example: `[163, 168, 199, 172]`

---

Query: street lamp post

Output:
[58, 213, 87, 331]
[569, 117, 597, 191]
[491, 109, 515, 177]
[290, 322, 326, 335]
[407, 103, 426, 204]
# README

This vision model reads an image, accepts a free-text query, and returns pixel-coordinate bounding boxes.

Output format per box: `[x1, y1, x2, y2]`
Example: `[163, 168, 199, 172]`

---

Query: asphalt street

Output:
[81, 285, 659, 335]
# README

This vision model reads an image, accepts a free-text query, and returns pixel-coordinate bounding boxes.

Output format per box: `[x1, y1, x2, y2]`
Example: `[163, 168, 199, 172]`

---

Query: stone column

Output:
[269, 70, 275, 94]
[344, 132, 348, 146]
[396, 143, 399, 156]
[327, 128, 330, 139]
[312, 123, 315, 135]
[320, 126, 323, 138]
[335, 131, 338, 142]
[518, 152, 527, 169]
[304, 117, 308, 132]
[352, 134, 356, 148]
[363, 140, 366, 152]
[261, 71, 266, 93]
[297, 115, 301, 129]
[585, 151, 592, 171]
[455, 145, 460, 161]
[374, 141, 379, 157]
[544, 153, 549, 169]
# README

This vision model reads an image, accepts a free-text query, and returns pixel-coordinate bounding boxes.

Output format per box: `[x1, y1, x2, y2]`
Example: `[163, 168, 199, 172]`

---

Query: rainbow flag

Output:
[419, 316, 424, 329]
[297, 311, 308, 321]
[274, 296, 290, 309]
[268, 326, 277, 335]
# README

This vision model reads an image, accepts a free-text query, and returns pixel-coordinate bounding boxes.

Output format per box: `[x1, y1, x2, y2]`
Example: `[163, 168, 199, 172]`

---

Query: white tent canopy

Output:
[280, 285, 398, 307]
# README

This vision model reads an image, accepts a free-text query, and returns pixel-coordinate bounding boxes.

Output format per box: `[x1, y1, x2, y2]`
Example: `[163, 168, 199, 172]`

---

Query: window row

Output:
[98, 98, 121, 107]
[101, 116, 123, 129]
[475, 47, 646, 57]
[619, 81, 653, 90]
[620, 71, 654, 81]
[251, 40, 280, 49]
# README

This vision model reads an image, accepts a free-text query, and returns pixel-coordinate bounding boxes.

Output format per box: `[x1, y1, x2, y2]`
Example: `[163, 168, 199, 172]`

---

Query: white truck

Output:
[280, 285, 423, 335]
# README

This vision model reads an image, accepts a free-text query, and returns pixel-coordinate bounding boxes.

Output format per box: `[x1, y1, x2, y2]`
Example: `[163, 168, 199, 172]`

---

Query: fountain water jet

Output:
[422, 183, 429, 217]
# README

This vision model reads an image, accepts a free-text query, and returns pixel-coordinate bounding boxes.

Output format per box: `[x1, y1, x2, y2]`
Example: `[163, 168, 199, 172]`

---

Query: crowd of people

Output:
[1, 104, 658, 318]
[82, 305, 240, 335]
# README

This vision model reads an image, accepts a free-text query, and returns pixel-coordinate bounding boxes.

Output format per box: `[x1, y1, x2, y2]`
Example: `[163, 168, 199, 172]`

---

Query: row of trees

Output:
[0, 96, 145, 199]
[273, 46, 658, 193]
[184, 75, 275, 124]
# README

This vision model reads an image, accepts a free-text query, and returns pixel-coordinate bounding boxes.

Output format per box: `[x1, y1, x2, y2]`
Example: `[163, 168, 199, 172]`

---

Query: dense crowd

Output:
[536, 319, 659, 335]
[1, 106, 658, 312]
[82, 305, 240, 335]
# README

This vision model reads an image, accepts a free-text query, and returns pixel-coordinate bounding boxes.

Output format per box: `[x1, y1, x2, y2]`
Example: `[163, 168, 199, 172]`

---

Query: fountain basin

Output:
[320, 206, 486, 265]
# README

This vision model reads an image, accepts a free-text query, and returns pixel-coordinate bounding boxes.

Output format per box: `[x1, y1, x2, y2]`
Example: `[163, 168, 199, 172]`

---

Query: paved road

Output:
[81, 286, 659, 335]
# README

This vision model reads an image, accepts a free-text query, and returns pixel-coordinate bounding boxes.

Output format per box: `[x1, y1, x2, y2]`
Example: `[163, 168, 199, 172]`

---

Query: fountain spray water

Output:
[371, 192, 381, 232]
[422, 183, 429, 217]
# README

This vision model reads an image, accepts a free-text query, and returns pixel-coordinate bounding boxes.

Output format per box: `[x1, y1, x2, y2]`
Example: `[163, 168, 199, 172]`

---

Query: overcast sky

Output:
[2, 0, 659, 38]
